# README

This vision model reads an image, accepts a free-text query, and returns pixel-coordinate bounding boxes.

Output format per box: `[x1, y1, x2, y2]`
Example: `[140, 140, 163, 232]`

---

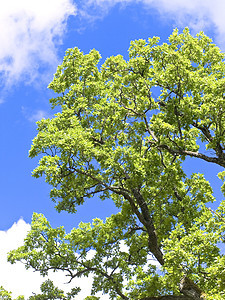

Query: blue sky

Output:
[1, 0, 225, 298]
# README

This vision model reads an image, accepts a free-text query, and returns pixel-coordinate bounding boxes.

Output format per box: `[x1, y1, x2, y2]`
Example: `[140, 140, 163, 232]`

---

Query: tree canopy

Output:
[5, 28, 225, 299]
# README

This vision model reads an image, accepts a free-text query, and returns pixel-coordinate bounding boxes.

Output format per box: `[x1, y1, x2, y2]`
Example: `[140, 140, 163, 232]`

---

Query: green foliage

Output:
[7, 28, 225, 299]
[0, 286, 25, 300]
[0, 286, 13, 300]
[28, 280, 79, 300]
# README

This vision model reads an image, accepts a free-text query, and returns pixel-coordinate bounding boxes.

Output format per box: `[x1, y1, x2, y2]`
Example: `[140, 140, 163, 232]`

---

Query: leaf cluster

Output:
[7, 28, 225, 299]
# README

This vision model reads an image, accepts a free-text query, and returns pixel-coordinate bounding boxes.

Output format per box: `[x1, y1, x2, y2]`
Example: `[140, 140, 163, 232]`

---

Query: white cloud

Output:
[0, 219, 43, 298]
[82, 0, 225, 48]
[0, 219, 109, 299]
[27, 110, 50, 122]
[0, 0, 76, 86]
[21, 106, 51, 123]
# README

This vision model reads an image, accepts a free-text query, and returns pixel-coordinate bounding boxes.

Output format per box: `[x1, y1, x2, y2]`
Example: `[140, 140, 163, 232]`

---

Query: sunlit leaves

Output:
[9, 28, 225, 298]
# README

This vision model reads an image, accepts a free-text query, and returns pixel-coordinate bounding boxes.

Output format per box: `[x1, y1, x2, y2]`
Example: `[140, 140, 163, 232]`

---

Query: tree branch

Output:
[71, 167, 164, 265]
[131, 188, 164, 265]
[157, 144, 225, 167]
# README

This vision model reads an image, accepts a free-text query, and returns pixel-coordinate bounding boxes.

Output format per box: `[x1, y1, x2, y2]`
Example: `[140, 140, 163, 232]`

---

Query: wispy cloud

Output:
[21, 106, 51, 123]
[28, 110, 50, 123]
[0, 0, 76, 86]
[81, 0, 225, 47]
[24, 108, 51, 123]
[0, 219, 109, 299]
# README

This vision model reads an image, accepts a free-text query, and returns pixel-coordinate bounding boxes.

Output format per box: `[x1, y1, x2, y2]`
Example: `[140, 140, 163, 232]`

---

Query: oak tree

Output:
[7, 28, 225, 299]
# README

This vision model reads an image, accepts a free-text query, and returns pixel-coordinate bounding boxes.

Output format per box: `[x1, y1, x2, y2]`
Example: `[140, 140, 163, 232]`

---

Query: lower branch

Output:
[132, 188, 164, 265]
[158, 144, 225, 168]
[74, 263, 129, 300]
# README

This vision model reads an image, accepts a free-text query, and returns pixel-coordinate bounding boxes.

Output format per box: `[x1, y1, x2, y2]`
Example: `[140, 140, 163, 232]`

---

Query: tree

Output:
[7, 28, 225, 299]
